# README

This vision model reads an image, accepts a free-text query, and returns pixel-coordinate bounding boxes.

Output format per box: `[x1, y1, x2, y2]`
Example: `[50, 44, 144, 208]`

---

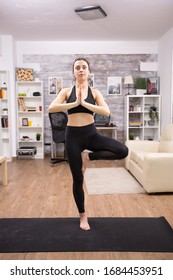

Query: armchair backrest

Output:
[158, 124, 173, 153]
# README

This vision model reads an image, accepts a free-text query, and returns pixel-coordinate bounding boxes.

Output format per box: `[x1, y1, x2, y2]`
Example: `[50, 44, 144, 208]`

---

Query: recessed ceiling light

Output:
[74, 5, 107, 20]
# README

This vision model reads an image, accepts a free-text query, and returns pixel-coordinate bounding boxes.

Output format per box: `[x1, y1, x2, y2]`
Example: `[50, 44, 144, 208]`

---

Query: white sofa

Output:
[125, 124, 173, 193]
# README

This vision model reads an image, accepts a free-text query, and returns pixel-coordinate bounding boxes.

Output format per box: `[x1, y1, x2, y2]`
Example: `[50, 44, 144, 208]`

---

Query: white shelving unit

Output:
[16, 81, 44, 159]
[125, 95, 161, 141]
[0, 70, 12, 161]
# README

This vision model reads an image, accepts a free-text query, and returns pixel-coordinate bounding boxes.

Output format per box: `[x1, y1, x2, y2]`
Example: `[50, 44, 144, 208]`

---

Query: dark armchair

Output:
[49, 112, 68, 166]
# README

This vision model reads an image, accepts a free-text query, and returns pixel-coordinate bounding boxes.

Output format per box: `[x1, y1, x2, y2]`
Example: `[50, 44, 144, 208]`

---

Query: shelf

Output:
[16, 81, 44, 159]
[0, 70, 12, 160]
[125, 95, 161, 141]
[18, 111, 42, 114]
[0, 98, 8, 101]
[19, 140, 43, 143]
[129, 126, 142, 128]
[17, 81, 41, 84]
[18, 126, 42, 129]
[129, 111, 144, 113]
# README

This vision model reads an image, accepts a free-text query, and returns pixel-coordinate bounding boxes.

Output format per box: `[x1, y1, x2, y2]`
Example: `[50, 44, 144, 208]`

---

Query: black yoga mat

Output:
[0, 217, 173, 253]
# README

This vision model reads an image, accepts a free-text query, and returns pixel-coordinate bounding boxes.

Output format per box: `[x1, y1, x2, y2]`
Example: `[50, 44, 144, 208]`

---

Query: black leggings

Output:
[65, 123, 128, 213]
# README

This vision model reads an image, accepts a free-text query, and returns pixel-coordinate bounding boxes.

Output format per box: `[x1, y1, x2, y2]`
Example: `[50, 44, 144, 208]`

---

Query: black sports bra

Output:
[67, 86, 95, 115]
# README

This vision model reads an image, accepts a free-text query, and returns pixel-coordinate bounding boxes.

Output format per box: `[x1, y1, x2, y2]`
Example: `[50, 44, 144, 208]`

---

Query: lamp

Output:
[124, 75, 134, 95]
[74, 5, 107, 20]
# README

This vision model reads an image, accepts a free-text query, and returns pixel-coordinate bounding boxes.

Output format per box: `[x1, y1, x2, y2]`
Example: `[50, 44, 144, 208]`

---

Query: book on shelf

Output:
[129, 121, 142, 127]
[1, 116, 8, 128]
[26, 106, 37, 112]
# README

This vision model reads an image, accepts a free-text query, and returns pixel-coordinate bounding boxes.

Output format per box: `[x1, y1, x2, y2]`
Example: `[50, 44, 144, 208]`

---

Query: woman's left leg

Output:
[86, 132, 128, 161]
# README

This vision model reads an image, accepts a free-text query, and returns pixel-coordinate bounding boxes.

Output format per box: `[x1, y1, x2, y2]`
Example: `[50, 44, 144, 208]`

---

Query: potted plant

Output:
[129, 133, 135, 140]
[36, 133, 41, 141]
[148, 105, 159, 125]
[135, 77, 147, 95]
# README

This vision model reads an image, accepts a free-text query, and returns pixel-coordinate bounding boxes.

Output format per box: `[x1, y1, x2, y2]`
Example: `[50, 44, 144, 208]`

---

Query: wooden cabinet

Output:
[125, 95, 161, 141]
[16, 81, 44, 159]
[0, 71, 12, 160]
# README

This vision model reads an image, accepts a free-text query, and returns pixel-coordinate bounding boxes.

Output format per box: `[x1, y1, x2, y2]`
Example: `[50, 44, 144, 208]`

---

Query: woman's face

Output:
[73, 60, 90, 81]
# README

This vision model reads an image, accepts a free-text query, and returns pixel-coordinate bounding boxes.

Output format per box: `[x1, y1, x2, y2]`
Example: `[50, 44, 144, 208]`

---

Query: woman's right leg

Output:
[65, 138, 84, 213]
[65, 126, 90, 230]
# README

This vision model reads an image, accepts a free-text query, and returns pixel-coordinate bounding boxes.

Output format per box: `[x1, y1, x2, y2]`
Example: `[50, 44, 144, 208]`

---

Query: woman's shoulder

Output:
[59, 87, 73, 97]
[91, 87, 102, 98]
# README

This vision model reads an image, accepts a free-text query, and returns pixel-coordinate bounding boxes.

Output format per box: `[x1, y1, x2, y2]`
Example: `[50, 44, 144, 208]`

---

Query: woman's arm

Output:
[48, 88, 79, 113]
[81, 88, 110, 117]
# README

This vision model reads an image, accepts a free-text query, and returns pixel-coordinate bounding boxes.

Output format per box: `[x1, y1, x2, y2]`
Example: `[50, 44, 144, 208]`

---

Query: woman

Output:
[48, 58, 128, 231]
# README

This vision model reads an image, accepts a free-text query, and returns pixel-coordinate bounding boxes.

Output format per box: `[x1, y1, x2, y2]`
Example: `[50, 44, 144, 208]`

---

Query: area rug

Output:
[0, 217, 173, 253]
[84, 167, 145, 194]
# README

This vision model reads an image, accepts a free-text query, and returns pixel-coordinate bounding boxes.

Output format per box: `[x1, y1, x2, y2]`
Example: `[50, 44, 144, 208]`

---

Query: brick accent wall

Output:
[23, 54, 157, 154]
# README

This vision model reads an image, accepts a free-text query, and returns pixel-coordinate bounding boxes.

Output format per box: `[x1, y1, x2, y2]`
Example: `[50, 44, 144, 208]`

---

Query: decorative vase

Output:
[148, 120, 155, 126]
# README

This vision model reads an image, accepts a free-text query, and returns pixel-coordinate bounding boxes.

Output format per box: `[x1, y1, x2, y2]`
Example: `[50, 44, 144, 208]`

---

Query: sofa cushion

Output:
[158, 141, 173, 153]
[130, 151, 147, 169]
[138, 153, 145, 169]
[130, 150, 138, 163]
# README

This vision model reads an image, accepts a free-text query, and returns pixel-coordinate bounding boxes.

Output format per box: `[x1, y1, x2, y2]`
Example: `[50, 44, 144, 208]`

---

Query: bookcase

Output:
[125, 95, 161, 141]
[0, 71, 12, 160]
[16, 81, 44, 159]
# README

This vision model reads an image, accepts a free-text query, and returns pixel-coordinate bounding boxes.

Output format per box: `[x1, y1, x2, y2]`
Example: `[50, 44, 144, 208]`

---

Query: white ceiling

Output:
[0, 0, 173, 41]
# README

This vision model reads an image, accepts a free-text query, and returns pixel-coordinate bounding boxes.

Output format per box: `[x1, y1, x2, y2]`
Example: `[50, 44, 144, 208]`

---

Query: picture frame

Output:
[49, 77, 63, 95]
[107, 76, 122, 95]
[88, 73, 94, 87]
[22, 118, 28, 126]
[147, 77, 160, 95]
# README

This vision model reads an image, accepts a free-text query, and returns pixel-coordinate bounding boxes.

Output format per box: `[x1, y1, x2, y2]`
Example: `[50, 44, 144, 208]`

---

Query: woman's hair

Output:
[72, 57, 91, 72]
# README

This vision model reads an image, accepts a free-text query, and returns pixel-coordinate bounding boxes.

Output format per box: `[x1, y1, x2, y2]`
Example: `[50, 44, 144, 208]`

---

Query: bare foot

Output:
[82, 152, 89, 174]
[80, 213, 90, 230]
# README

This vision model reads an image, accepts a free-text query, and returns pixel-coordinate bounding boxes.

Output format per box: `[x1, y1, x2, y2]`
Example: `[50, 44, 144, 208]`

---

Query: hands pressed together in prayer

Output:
[76, 86, 86, 106]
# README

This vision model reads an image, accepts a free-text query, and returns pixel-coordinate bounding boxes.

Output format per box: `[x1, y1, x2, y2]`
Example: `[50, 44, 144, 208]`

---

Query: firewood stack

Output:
[16, 68, 34, 81]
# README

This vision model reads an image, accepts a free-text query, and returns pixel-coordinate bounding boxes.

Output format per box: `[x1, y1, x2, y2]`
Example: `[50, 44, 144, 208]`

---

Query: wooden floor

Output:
[0, 157, 173, 260]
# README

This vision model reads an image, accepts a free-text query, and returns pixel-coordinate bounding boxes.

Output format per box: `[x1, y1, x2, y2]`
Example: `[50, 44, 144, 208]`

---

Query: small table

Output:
[0, 156, 8, 185]
[96, 126, 118, 140]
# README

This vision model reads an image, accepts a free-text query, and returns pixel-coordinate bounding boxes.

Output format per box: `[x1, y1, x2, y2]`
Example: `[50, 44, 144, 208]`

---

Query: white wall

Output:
[0, 36, 17, 156]
[16, 40, 158, 66]
[158, 26, 173, 128]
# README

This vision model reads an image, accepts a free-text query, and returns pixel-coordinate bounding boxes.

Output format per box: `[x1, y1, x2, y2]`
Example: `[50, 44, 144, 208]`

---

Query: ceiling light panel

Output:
[74, 5, 107, 20]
